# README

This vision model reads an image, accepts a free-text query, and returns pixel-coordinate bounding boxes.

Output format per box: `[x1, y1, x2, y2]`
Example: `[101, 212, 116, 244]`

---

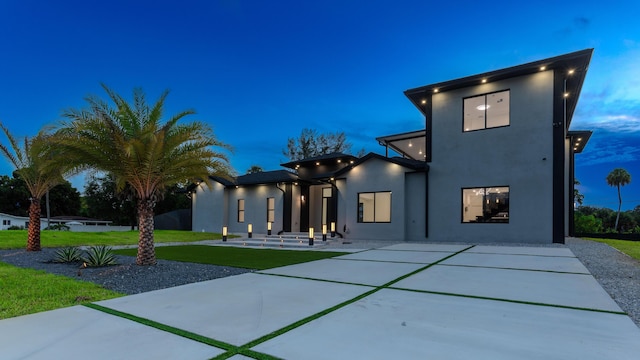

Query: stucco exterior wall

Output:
[405, 172, 426, 241]
[428, 70, 555, 243]
[192, 181, 225, 233]
[227, 184, 284, 234]
[343, 158, 416, 241]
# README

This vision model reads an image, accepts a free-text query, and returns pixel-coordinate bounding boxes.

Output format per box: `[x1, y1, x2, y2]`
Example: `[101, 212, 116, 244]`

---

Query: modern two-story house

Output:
[192, 49, 593, 244]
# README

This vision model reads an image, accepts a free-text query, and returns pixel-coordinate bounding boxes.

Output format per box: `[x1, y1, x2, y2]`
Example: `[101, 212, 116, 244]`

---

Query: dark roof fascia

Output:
[281, 152, 358, 169]
[334, 152, 429, 177]
[233, 170, 299, 187]
[567, 130, 593, 154]
[404, 49, 594, 127]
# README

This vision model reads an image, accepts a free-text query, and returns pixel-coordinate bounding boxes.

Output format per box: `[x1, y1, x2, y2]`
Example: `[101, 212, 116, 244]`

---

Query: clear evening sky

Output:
[0, 0, 638, 210]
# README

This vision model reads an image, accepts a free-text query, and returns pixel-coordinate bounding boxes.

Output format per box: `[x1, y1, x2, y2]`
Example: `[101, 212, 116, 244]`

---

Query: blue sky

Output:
[0, 0, 638, 210]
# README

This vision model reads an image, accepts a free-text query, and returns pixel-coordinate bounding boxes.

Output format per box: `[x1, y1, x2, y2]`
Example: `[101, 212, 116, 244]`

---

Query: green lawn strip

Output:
[585, 238, 640, 261]
[219, 245, 476, 358]
[0, 262, 123, 320]
[0, 230, 228, 250]
[387, 287, 628, 316]
[84, 303, 236, 351]
[113, 245, 349, 270]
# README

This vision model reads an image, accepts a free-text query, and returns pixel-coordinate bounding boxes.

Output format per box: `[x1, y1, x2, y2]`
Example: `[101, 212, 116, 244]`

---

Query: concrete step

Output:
[219, 237, 333, 249]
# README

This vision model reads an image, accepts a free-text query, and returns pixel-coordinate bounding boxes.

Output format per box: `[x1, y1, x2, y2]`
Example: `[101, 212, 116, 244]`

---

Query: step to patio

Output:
[219, 236, 334, 249]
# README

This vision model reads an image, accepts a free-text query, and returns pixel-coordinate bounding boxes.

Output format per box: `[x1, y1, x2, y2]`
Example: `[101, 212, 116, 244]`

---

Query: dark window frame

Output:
[237, 199, 245, 223]
[357, 191, 392, 223]
[461, 186, 510, 224]
[267, 197, 275, 223]
[463, 89, 511, 132]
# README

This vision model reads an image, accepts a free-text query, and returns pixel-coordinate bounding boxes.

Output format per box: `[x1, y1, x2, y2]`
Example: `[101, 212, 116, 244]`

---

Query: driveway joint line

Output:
[385, 287, 628, 315]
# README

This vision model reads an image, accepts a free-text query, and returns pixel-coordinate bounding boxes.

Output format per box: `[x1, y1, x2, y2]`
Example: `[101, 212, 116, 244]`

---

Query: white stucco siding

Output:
[428, 71, 555, 243]
[343, 158, 414, 241]
[192, 181, 225, 233]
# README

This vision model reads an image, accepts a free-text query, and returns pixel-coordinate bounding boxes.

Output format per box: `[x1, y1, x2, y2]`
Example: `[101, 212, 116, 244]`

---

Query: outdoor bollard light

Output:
[322, 224, 327, 241]
[267, 221, 272, 236]
[222, 226, 228, 242]
[330, 222, 336, 237]
[309, 227, 314, 246]
[248, 224, 253, 238]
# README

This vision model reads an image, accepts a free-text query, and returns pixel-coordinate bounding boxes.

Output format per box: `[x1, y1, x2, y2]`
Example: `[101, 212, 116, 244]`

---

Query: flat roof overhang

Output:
[567, 130, 592, 154]
[404, 49, 593, 128]
[375, 129, 427, 160]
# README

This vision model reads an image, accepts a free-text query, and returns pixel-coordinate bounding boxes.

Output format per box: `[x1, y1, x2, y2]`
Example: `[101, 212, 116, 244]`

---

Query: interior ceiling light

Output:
[476, 104, 490, 111]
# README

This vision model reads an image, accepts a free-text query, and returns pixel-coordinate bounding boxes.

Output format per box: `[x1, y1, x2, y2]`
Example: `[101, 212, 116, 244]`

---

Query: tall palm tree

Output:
[0, 123, 64, 251]
[55, 85, 230, 265]
[606, 168, 632, 232]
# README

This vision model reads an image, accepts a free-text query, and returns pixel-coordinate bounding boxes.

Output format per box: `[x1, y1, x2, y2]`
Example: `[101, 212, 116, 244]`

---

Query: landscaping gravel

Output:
[0, 247, 252, 295]
[1, 238, 638, 327]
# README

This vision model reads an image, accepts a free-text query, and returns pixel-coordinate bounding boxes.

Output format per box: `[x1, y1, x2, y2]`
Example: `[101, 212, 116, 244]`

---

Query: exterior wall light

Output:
[248, 223, 253, 238]
[222, 226, 227, 242]
[267, 221, 272, 236]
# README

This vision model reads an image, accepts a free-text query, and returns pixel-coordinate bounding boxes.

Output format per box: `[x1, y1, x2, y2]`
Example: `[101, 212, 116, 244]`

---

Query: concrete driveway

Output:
[1, 244, 639, 359]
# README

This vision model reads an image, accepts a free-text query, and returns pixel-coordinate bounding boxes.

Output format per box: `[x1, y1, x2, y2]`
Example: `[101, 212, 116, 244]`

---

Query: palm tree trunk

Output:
[136, 199, 157, 265]
[615, 184, 622, 232]
[27, 198, 42, 251]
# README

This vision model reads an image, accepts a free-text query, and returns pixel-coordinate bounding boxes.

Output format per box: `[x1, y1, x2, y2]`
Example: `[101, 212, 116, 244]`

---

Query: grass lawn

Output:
[0, 230, 227, 250]
[114, 245, 349, 270]
[586, 238, 640, 261]
[0, 262, 122, 320]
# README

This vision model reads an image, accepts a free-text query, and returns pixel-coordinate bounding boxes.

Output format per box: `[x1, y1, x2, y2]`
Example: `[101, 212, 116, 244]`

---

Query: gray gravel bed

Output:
[0, 248, 252, 295]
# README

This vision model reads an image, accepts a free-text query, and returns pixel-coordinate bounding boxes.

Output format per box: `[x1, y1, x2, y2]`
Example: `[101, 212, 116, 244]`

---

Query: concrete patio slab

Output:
[259, 258, 424, 286]
[441, 252, 590, 273]
[335, 249, 454, 264]
[253, 289, 640, 360]
[467, 246, 575, 257]
[393, 264, 622, 311]
[96, 273, 371, 346]
[0, 306, 223, 360]
[377, 243, 470, 252]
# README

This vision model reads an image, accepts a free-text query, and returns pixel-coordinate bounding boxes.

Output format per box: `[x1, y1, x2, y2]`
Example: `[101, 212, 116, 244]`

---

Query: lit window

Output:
[463, 90, 510, 131]
[462, 187, 509, 223]
[358, 192, 391, 223]
[267, 197, 275, 223]
[238, 199, 245, 223]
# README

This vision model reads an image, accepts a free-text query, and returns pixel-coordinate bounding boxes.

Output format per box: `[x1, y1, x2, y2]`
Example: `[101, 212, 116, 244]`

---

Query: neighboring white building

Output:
[192, 49, 593, 244]
[0, 213, 36, 230]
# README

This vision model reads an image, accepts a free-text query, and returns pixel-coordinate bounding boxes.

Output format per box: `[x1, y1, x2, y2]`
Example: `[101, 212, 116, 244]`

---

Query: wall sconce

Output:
[301, 195, 305, 202]
[248, 223, 253, 238]
[222, 226, 227, 242]
[322, 224, 327, 242]
[267, 221, 272, 236]
[309, 227, 314, 246]
[330, 222, 336, 237]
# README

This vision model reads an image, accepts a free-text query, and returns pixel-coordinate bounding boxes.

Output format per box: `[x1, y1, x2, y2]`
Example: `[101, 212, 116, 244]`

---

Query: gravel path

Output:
[1, 238, 638, 327]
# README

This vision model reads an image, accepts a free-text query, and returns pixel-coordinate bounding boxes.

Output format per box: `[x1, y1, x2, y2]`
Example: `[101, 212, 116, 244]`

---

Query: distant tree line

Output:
[574, 205, 640, 234]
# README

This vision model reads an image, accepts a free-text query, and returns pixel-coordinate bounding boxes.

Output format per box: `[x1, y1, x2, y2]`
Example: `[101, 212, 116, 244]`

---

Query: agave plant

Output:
[83, 246, 117, 267]
[53, 247, 83, 263]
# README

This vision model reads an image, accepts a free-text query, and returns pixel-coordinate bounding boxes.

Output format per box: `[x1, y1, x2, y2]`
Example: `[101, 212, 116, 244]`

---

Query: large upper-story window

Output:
[462, 186, 509, 223]
[358, 192, 391, 223]
[463, 90, 510, 131]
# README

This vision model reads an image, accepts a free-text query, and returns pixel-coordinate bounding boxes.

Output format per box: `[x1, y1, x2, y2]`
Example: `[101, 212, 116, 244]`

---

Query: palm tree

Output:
[55, 85, 230, 265]
[606, 168, 632, 232]
[0, 123, 64, 251]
